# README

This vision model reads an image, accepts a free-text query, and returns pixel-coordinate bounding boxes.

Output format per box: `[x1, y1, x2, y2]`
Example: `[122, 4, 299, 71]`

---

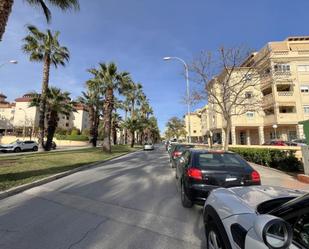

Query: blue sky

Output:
[1, 0, 309, 132]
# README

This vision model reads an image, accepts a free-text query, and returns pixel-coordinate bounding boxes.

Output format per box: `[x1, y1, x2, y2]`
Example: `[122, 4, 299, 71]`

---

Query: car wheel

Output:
[206, 221, 226, 249]
[181, 181, 193, 208]
[32, 146, 38, 151]
[14, 147, 21, 153]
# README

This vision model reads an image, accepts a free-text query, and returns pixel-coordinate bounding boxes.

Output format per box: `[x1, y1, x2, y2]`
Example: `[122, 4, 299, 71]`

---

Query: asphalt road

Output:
[0, 145, 205, 249]
[0, 145, 308, 249]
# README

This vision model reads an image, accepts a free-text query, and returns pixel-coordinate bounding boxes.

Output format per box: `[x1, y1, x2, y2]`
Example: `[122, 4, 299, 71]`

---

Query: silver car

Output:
[203, 186, 308, 249]
[143, 143, 154, 150]
[0, 140, 39, 153]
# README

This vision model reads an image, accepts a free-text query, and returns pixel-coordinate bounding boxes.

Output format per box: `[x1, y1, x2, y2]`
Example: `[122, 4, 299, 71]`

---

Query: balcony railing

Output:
[277, 91, 294, 96]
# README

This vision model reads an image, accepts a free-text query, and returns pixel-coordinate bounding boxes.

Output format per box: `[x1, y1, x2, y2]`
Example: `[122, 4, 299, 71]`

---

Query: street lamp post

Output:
[163, 56, 192, 143]
[19, 108, 27, 140]
[272, 124, 278, 139]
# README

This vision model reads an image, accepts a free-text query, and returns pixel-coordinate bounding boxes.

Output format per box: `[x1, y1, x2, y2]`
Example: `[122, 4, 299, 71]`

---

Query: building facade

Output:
[184, 109, 203, 143]
[0, 92, 90, 135]
[201, 36, 309, 145]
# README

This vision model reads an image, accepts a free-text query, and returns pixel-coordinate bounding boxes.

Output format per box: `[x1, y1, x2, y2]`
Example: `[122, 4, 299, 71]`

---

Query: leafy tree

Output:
[0, 0, 79, 41]
[22, 25, 70, 150]
[165, 117, 187, 140]
[30, 87, 75, 151]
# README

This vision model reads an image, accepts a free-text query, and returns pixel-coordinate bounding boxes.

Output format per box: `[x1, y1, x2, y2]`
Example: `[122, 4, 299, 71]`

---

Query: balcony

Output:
[260, 74, 272, 88]
[277, 113, 298, 124]
[273, 71, 292, 81]
[276, 91, 295, 102]
[264, 114, 276, 125]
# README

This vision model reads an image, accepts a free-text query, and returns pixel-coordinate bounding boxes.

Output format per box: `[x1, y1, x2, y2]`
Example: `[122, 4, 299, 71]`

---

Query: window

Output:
[298, 65, 309, 72]
[279, 106, 296, 113]
[244, 73, 252, 81]
[65, 123, 69, 127]
[197, 153, 247, 169]
[193, 130, 197, 133]
[246, 112, 254, 119]
[274, 64, 290, 72]
[245, 91, 253, 99]
[304, 106, 309, 114]
[301, 86, 309, 93]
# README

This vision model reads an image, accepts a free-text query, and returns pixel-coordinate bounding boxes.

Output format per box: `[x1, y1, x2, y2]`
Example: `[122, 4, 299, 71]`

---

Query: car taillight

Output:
[251, 171, 260, 182]
[187, 168, 202, 180]
[172, 151, 182, 157]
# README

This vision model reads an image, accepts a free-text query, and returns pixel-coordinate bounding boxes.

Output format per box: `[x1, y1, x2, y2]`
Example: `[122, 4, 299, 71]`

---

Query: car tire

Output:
[181, 181, 193, 208]
[206, 220, 229, 249]
[14, 147, 21, 153]
[32, 146, 38, 151]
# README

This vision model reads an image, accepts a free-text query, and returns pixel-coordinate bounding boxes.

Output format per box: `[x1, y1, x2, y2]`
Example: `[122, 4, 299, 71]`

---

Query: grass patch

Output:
[0, 145, 140, 191]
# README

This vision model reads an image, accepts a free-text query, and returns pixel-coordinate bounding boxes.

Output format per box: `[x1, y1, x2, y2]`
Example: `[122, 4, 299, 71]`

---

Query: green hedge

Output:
[229, 147, 303, 172]
[55, 134, 89, 141]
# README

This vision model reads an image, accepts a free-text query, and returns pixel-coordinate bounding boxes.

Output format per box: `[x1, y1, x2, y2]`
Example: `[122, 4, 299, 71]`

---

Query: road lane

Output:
[0, 146, 205, 249]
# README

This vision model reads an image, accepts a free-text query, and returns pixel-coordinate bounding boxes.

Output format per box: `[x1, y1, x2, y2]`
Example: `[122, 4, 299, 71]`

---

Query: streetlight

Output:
[0, 60, 18, 68]
[163, 56, 192, 143]
[19, 108, 27, 140]
[272, 124, 278, 139]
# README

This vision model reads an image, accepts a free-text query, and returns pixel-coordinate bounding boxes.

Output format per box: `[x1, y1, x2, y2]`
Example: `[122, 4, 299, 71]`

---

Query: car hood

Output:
[0, 144, 15, 147]
[228, 185, 305, 209]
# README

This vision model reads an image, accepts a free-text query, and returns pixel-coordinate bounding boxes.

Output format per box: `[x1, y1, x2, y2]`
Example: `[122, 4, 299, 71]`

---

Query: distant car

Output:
[43, 141, 57, 150]
[144, 143, 154, 150]
[175, 149, 261, 208]
[203, 186, 308, 249]
[263, 140, 286, 146]
[0, 140, 38, 153]
[169, 144, 195, 168]
[292, 139, 307, 146]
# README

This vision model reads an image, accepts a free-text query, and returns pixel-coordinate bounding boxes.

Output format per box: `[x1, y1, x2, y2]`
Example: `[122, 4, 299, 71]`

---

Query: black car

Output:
[169, 144, 195, 168]
[176, 149, 261, 208]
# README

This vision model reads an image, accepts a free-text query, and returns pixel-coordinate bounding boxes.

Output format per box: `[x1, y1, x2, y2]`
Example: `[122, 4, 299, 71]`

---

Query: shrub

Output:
[55, 127, 67, 135]
[229, 147, 303, 172]
[55, 134, 88, 141]
[70, 127, 81, 136]
[81, 128, 90, 136]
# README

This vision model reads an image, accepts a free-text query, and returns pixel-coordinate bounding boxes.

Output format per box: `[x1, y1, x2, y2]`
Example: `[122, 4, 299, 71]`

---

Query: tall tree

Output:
[165, 117, 187, 140]
[190, 47, 262, 150]
[111, 112, 122, 145]
[22, 25, 70, 150]
[89, 62, 130, 153]
[0, 0, 79, 41]
[30, 87, 75, 151]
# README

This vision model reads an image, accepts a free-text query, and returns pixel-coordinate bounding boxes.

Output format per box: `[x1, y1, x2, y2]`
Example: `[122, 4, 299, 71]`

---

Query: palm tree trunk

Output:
[45, 111, 57, 151]
[112, 124, 117, 145]
[88, 105, 95, 147]
[130, 130, 135, 148]
[38, 55, 51, 150]
[102, 88, 113, 153]
[124, 109, 128, 144]
[92, 110, 99, 147]
[0, 0, 14, 41]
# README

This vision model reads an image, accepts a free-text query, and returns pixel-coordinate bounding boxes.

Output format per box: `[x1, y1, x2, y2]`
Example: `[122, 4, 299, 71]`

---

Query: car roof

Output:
[188, 148, 234, 154]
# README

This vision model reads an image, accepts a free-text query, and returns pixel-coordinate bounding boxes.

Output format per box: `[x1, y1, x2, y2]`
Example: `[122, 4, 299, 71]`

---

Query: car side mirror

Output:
[253, 214, 292, 249]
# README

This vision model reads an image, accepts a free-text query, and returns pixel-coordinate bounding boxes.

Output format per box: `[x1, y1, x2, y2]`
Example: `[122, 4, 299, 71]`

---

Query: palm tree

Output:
[111, 112, 122, 145]
[22, 25, 70, 150]
[122, 117, 141, 148]
[78, 79, 103, 147]
[0, 0, 79, 41]
[89, 62, 130, 153]
[30, 87, 75, 151]
[119, 98, 131, 144]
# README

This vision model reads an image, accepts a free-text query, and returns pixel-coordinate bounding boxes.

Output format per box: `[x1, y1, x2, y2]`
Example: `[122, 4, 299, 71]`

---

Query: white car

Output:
[203, 186, 308, 249]
[144, 143, 154, 150]
[0, 140, 39, 153]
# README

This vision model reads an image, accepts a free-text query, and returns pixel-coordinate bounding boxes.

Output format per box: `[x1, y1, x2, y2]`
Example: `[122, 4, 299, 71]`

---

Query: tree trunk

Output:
[124, 110, 128, 144]
[102, 88, 113, 153]
[130, 130, 135, 148]
[92, 110, 99, 147]
[112, 125, 117, 145]
[88, 105, 95, 147]
[224, 118, 231, 151]
[45, 111, 57, 151]
[0, 0, 14, 41]
[38, 55, 51, 151]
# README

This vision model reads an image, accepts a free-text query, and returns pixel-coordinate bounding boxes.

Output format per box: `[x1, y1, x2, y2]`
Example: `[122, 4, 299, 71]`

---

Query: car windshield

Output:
[196, 153, 248, 169]
[9, 140, 19, 144]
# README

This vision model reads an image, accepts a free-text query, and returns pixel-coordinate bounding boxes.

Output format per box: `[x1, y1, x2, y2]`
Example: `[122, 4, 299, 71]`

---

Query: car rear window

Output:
[196, 153, 248, 169]
[176, 145, 194, 152]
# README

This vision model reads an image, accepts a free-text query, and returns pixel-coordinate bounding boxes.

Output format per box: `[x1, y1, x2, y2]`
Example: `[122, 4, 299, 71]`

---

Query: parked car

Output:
[203, 185, 308, 249]
[143, 143, 154, 150]
[0, 140, 38, 153]
[169, 144, 195, 168]
[43, 141, 57, 150]
[292, 139, 307, 146]
[263, 139, 286, 146]
[175, 149, 261, 208]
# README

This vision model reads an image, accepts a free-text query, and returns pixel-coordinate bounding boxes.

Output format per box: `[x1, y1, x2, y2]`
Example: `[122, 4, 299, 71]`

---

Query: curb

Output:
[0, 149, 141, 201]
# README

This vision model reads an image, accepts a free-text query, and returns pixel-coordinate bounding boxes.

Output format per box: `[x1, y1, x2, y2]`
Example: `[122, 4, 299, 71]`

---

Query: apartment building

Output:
[0, 92, 90, 134]
[184, 109, 203, 143]
[203, 36, 309, 145]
